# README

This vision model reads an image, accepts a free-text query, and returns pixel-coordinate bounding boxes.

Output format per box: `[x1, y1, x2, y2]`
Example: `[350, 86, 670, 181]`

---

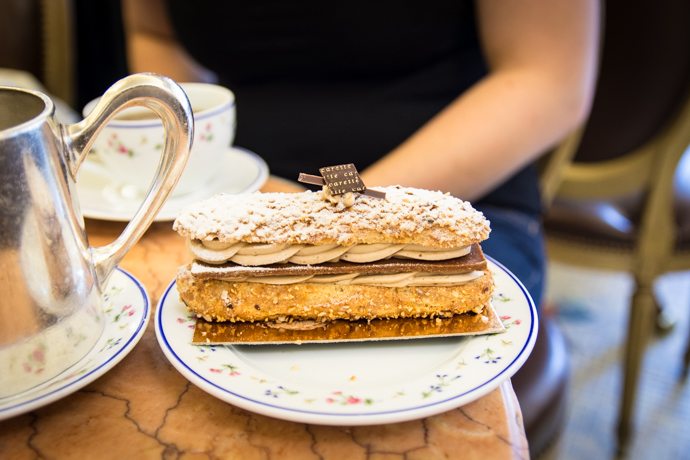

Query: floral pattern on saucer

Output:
[0, 268, 150, 421]
[155, 257, 537, 426]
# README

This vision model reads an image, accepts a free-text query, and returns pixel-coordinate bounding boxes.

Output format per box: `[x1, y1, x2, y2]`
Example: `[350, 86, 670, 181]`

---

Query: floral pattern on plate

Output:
[155, 256, 537, 426]
[0, 268, 150, 421]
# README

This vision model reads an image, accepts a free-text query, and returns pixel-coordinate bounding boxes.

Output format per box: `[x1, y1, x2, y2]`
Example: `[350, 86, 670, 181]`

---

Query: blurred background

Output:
[1, 0, 689, 459]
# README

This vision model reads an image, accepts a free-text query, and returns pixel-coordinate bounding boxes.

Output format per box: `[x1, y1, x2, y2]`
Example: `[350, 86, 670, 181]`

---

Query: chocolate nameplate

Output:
[297, 173, 326, 186]
[298, 164, 386, 199]
[319, 164, 366, 195]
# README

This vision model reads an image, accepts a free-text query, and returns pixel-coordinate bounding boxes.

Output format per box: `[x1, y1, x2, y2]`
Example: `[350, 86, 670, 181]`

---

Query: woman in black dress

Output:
[120, 0, 599, 307]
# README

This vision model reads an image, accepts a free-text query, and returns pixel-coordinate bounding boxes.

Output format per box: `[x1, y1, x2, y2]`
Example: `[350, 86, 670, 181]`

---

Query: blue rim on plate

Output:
[0, 268, 150, 421]
[155, 255, 538, 425]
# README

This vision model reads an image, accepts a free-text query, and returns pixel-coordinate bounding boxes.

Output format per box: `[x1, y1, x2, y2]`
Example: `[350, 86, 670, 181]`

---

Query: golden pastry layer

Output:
[177, 264, 494, 323]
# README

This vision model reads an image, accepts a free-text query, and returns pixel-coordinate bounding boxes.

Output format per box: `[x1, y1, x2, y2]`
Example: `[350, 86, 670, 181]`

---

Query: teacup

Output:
[84, 83, 235, 198]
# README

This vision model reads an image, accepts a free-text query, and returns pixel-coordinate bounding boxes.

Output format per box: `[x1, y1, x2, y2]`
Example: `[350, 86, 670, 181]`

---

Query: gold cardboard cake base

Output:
[192, 302, 505, 345]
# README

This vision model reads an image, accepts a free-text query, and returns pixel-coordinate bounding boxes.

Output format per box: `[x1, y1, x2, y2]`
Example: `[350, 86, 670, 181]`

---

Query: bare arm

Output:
[361, 0, 599, 201]
[121, 0, 217, 83]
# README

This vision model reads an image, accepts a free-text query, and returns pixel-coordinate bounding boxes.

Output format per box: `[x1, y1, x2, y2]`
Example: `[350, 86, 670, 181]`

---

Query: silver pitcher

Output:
[0, 74, 193, 398]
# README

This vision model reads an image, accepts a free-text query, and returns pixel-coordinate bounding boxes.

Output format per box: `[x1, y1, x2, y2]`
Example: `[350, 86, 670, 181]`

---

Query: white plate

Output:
[0, 268, 150, 421]
[76, 146, 269, 222]
[155, 257, 538, 426]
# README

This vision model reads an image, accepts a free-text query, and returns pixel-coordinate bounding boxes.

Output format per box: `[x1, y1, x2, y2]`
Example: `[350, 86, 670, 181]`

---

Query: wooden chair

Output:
[541, 0, 690, 454]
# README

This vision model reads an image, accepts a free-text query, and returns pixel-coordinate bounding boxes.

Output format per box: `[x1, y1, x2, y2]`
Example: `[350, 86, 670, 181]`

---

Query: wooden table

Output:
[0, 178, 529, 459]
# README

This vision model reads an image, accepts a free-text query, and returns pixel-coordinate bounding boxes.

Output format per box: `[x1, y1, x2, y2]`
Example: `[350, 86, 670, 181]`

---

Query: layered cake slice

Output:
[173, 185, 493, 324]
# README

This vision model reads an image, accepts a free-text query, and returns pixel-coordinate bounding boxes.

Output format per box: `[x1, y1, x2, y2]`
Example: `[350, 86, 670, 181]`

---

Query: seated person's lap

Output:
[475, 204, 545, 309]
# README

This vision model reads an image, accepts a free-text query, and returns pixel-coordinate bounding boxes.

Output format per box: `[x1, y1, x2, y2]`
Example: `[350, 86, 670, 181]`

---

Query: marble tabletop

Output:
[0, 178, 529, 459]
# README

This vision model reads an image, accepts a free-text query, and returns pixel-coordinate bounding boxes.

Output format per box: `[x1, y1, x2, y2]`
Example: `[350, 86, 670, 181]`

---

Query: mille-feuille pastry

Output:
[173, 185, 493, 324]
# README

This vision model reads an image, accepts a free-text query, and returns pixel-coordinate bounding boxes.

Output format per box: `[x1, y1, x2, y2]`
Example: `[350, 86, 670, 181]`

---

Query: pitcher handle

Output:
[63, 73, 193, 288]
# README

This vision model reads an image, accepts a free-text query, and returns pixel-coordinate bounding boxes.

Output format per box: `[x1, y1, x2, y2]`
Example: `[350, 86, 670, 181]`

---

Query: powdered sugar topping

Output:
[173, 186, 490, 247]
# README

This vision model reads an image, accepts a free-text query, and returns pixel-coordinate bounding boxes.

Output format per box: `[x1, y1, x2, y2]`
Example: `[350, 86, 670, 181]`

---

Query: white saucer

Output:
[76, 146, 269, 222]
[155, 257, 538, 426]
[0, 268, 150, 421]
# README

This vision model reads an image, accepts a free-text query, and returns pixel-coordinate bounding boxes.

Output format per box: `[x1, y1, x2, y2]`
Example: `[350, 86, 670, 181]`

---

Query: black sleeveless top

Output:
[166, 0, 541, 215]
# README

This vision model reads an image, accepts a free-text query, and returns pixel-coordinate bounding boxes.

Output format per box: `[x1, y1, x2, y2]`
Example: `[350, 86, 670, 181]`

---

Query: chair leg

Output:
[684, 325, 690, 376]
[617, 279, 656, 457]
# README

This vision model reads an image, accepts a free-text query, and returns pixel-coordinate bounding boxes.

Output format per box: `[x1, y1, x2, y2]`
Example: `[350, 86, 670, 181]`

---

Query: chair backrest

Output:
[576, 0, 690, 163]
[539, 0, 690, 207]
[542, 0, 690, 267]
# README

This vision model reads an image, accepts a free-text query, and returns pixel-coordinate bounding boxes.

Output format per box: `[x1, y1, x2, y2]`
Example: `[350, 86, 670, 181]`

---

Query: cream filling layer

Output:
[187, 238, 471, 266]
[210, 270, 484, 287]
